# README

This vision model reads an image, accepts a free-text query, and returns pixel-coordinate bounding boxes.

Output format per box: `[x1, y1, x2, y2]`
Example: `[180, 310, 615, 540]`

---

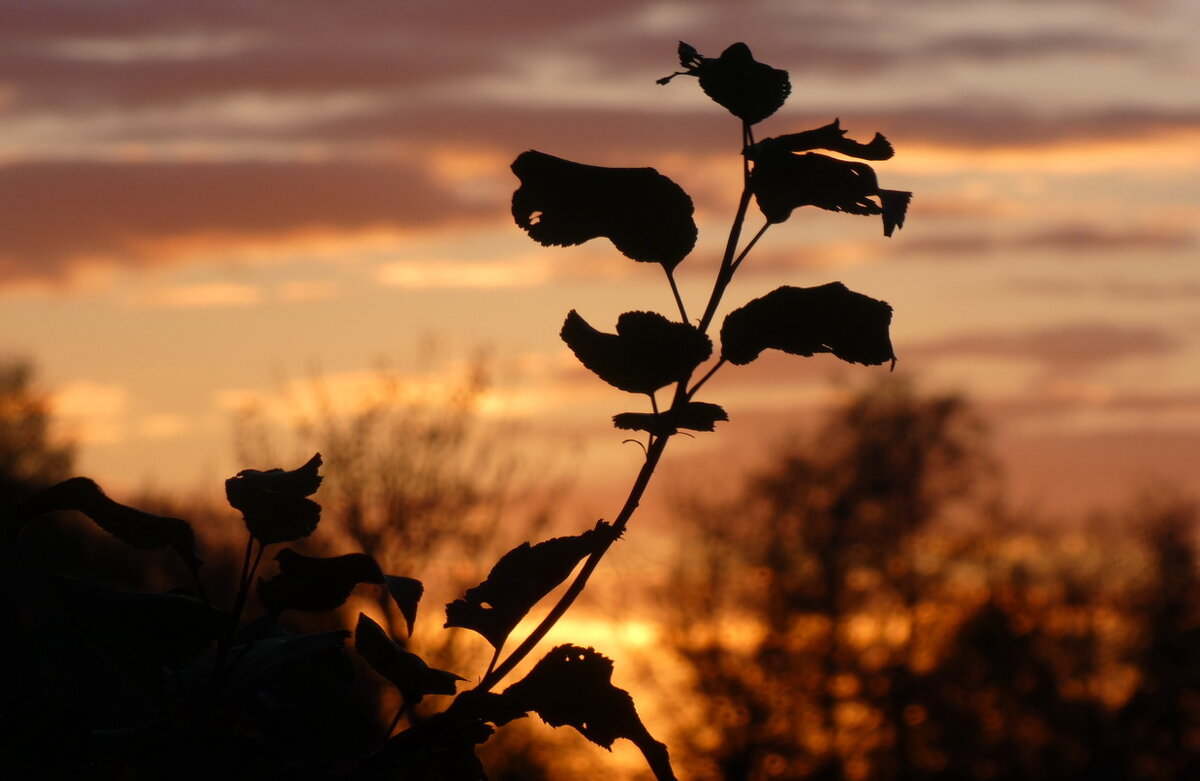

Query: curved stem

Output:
[474, 120, 764, 694]
[665, 268, 689, 324]
[697, 121, 755, 335]
[477, 434, 671, 691]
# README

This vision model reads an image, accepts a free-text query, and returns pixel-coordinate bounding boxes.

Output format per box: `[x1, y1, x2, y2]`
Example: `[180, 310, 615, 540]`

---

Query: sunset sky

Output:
[3, 0, 1199, 514]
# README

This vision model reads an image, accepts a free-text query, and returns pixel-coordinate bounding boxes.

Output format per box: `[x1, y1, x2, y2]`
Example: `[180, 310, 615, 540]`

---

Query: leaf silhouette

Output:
[756, 118, 895, 160]
[256, 548, 384, 615]
[658, 41, 789, 126]
[561, 310, 712, 395]
[225, 453, 323, 545]
[503, 644, 676, 781]
[749, 138, 911, 236]
[355, 613, 463, 704]
[613, 401, 728, 437]
[444, 523, 611, 649]
[357, 707, 493, 780]
[721, 283, 896, 367]
[7, 477, 200, 569]
[180, 629, 349, 695]
[55, 575, 229, 669]
[385, 575, 424, 636]
[511, 150, 697, 269]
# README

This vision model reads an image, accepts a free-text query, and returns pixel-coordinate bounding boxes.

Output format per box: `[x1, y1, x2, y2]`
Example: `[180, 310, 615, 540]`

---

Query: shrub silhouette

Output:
[1, 41, 909, 778]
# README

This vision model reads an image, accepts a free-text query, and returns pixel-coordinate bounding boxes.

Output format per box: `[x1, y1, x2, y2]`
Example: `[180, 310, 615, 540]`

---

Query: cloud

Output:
[133, 282, 262, 308]
[377, 256, 555, 289]
[3, 0, 1196, 289]
[0, 159, 497, 280]
[897, 223, 1196, 260]
[910, 322, 1183, 372]
[1009, 277, 1200, 301]
[51, 379, 129, 445]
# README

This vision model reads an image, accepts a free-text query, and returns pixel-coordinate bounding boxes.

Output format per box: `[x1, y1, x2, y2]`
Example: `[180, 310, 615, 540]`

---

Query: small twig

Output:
[687, 359, 727, 399]
[217, 538, 266, 676]
[697, 121, 755, 335]
[730, 222, 770, 273]
[386, 699, 411, 739]
[182, 556, 210, 604]
[665, 269, 689, 323]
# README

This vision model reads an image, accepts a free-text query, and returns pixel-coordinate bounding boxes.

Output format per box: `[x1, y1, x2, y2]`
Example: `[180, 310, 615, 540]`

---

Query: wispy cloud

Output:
[134, 282, 262, 308]
[909, 322, 1183, 372]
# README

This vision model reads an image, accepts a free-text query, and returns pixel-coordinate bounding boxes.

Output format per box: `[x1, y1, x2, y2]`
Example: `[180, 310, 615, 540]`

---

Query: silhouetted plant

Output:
[1, 41, 909, 778]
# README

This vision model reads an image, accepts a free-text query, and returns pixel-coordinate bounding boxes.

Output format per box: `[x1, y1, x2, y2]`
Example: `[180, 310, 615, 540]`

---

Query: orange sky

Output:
[2, 0, 1199, 515]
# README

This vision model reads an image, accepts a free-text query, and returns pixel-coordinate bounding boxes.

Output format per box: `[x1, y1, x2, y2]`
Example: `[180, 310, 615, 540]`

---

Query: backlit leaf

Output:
[256, 548, 384, 615]
[721, 283, 896, 367]
[225, 453, 323, 545]
[503, 644, 676, 781]
[561, 310, 712, 395]
[756, 118, 895, 161]
[749, 138, 911, 236]
[7, 477, 200, 569]
[511, 150, 697, 269]
[445, 523, 611, 649]
[613, 402, 728, 436]
[355, 614, 463, 704]
[385, 575, 424, 636]
[658, 41, 789, 126]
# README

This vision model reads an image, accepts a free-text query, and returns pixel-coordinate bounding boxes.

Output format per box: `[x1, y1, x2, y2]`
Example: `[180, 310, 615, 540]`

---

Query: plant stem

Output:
[474, 120, 761, 694]
[687, 359, 727, 399]
[730, 221, 770, 274]
[697, 121, 755, 335]
[217, 537, 266, 675]
[665, 269, 689, 324]
[477, 433, 671, 691]
[387, 699, 410, 738]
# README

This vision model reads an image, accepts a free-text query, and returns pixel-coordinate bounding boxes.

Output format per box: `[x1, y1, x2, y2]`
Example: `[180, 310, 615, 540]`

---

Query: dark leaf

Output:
[613, 402, 728, 436]
[752, 118, 894, 160]
[7, 477, 200, 569]
[355, 709, 493, 779]
[659, 41, 790, 126]
[180, 629, 349, 695]
[256, 548, 384, 615]
[749, 138, 911, 235]
[511, 150, 697, 269]
[54, 575, 229, 669]
[355, 614, 463, 704]
[225, 453, 323, 545]
[561, 310, 712, 395]
[503, 644, 676, 781]
[445, 523, 611, 649]
[721, 283, 896, 367]
[385, 575, 424, 636]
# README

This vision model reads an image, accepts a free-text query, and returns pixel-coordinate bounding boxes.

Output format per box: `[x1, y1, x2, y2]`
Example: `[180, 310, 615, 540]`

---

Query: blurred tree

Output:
[1113, 497, 1200, 780]
[662, 378, 994, 780]
[662, 379, 1200, 780]
[0, 358, 74, 505]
